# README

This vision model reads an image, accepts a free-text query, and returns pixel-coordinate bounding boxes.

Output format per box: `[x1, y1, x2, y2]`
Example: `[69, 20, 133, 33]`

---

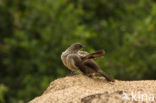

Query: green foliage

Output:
[0, 84, 8, 103]
[0, 0, 156, 102]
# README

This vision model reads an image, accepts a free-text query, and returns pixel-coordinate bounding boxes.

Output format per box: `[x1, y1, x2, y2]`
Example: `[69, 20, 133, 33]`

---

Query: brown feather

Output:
[81, 50, 105, 62]
[83, 60, 115, 82]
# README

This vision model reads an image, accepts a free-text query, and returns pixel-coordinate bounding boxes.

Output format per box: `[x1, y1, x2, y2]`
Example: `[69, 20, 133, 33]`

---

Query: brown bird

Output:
[61, 43, 115, 82]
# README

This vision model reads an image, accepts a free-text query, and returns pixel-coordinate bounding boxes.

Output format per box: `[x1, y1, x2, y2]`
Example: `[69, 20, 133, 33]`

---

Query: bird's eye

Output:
[74, 44, 83, 49]
[76, 44, 81, 47]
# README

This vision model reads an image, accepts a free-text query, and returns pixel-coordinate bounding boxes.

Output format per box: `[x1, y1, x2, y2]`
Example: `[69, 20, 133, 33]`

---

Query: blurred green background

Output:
[0, 0, 156, 102]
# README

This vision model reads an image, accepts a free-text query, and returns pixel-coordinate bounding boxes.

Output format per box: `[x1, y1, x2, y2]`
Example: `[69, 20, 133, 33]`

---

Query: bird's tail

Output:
[98, 70, 115, 82]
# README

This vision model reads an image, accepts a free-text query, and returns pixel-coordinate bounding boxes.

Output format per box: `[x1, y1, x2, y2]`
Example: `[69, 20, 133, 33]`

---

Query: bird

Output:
[61, 43, 115, 82]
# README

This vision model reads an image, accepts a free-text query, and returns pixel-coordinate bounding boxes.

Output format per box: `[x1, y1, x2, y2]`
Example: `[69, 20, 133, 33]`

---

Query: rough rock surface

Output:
[30, 74, 156, 103]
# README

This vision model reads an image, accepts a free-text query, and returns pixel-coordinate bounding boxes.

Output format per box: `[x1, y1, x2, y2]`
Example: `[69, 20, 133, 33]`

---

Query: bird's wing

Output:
[79, 50, 105, 62]
[78, 50, 105, 58]
[83, 59, 115, 82]
[83, 59, 100, 73]
[78, 51, 89, 57]
[66, 54, 82, 71]
[67, 53, 93, 73]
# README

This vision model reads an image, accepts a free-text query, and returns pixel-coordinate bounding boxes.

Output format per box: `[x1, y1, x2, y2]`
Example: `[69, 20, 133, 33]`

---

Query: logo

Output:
[122, 91, 155, 102]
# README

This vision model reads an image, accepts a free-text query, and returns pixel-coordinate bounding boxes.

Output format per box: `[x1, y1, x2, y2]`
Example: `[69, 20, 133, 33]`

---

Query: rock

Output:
[29, 74, 156, 103]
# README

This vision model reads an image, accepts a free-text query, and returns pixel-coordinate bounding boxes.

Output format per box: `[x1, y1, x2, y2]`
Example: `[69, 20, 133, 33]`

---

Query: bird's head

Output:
[67, 43, 85, 52]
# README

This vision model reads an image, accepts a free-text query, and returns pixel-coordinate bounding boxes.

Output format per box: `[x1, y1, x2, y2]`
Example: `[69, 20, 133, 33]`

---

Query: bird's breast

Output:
[61, 52, 79, 71]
